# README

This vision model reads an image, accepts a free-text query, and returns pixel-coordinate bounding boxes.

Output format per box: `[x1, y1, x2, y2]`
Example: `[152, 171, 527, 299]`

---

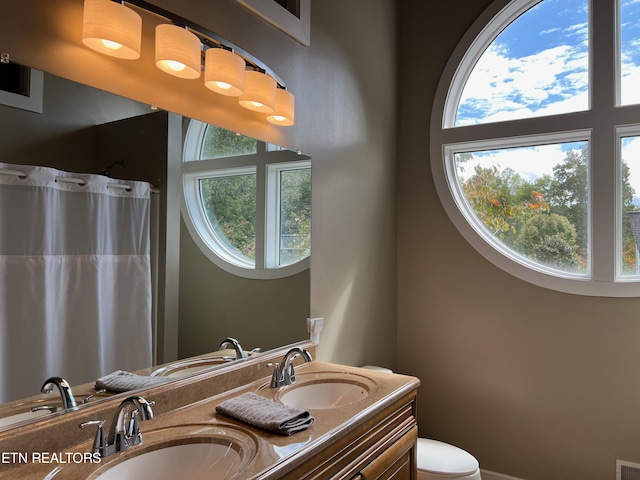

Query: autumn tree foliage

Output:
[460, 145, 639, 272]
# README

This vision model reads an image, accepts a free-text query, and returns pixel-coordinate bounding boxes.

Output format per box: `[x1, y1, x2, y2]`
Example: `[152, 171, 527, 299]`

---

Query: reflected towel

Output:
[215, 392, 314, 435]
[95, 370, 170, 393]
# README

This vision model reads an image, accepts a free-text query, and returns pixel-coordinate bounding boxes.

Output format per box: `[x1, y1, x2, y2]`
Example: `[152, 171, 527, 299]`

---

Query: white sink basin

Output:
[57, 425, 259, 480]
[92, 441, 244, 480]
[277, 380, 370, 409]
[150, 356, 234, 378]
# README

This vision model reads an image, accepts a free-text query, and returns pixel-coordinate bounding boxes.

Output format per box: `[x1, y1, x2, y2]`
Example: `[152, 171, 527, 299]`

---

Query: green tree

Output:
[201, 127, 257, 158]
[197, 127, 258, 261]
[462, 165, 523, 240]
[546, 145, 588, 256]
[200, 175, 256, 260]
[515, 213, 581, 270]
[279, 168, 311, 264]
[461, 146, 640, 273]
[462, 165, 547, 244]
[622, 160, 639, 273]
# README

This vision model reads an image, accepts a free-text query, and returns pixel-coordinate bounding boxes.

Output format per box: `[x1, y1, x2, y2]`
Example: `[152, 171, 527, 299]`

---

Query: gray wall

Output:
[149, 0, 399, 368]
[306, 0, 397, 367]
[178, 221, 310, 357]
[397, 2, 640, 480]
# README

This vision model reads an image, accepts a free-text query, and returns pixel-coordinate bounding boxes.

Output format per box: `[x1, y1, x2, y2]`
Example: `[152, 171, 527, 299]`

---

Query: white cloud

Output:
[457, 143, 581, 183]
[621, 69, 640, 106]
[457, 34, 588, 125]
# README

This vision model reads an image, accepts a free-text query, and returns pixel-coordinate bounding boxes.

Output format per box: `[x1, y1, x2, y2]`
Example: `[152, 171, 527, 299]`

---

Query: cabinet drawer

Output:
[357, 426, 417, 480]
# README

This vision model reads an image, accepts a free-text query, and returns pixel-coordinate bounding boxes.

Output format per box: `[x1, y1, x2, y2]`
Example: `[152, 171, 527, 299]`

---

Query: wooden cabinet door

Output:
[356, 426, 417, 480]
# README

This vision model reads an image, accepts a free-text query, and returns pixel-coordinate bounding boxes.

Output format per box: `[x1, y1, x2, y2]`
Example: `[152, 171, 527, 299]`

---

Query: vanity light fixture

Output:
[204, 47, 245, 96]
[155, 24, 201, 79]
[81, 0, 295, 125]
[267, 88, 295, 126]
[239, 70, 277, 113]
[82, 0, 142, 60]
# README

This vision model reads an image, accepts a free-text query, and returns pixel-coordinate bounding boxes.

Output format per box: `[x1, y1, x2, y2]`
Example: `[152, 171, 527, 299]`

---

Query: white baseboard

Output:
[481, 469, 526, 480]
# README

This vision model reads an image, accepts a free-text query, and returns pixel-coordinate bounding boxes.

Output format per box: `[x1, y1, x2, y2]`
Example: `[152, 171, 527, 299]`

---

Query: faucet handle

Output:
[82, 389, 107, 404]
[267, 362, 283, 388]
[80, 420, 107, 457]
[125, 410, 142, 445]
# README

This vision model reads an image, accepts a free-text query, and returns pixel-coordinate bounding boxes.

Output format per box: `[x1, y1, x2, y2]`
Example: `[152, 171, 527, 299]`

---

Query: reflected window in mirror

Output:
[0, 61, 43, 113]
[182, 120, 311, 278]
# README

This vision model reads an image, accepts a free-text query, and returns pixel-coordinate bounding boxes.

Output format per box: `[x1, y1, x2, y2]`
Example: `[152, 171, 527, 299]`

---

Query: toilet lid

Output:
[416, 439, 479, 476]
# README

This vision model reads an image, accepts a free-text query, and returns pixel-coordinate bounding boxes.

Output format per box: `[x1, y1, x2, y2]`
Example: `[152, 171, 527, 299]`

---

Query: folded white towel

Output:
[95, 370, 170, 393]
[215, 392, 314, 435]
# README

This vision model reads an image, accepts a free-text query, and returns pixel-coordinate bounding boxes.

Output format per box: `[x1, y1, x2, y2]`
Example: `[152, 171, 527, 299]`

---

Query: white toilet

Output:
[360, 366, 482, 480]
[416, 438, 482, 480]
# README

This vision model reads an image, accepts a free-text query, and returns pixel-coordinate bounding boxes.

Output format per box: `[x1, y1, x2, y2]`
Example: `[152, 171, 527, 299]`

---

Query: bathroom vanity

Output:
[0, 342, 419, 479]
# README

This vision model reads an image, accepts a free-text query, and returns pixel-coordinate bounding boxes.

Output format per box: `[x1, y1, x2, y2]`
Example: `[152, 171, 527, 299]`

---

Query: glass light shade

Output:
[267, 89, 295, 126]
[155, 24, 201, 79]
[204, 49, 245, 96]
[82, 0, 142, 60]
[239, 71, 277, 113]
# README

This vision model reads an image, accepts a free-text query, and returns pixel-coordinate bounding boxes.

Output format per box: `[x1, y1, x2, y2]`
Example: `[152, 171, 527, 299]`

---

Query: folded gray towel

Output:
[215, 392, 314, 435]
[95, 370, 170, 393]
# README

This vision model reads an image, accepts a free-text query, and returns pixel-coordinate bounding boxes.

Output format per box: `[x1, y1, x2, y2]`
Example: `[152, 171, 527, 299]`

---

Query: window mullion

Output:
[590, 0, 616, 113]
[590, 127, 617, 282]
[254, 164, 267, 270]
[589, 0, 617, 282]
[439, 112, 594, 147]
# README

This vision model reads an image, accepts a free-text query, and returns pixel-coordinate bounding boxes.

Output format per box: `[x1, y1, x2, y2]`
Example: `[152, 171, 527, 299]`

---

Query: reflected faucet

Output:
[218, 337, 246, 360]
[269, 347, 313, 388]
[40, 377, 77, 410]
[80, 395, 154, 458]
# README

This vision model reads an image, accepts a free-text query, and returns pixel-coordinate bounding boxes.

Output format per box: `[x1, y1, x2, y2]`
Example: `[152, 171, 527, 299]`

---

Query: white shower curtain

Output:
[0, 162, 154, 403]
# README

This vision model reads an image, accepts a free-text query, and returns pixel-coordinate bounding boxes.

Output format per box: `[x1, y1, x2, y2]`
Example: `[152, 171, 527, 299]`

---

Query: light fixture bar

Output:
[120, 0, 286, 89]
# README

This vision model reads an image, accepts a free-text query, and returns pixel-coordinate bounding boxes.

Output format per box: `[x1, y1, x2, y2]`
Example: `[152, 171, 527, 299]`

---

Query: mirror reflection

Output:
[0, 68, 310, 430]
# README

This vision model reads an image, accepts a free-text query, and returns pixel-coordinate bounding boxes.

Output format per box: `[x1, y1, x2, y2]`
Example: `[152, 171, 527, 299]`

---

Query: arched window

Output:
[182, 120, 311, 279]
[431, 0, 640, 296]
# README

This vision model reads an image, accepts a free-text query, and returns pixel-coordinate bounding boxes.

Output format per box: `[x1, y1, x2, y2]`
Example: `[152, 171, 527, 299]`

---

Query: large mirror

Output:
[0, 67, 310, 430]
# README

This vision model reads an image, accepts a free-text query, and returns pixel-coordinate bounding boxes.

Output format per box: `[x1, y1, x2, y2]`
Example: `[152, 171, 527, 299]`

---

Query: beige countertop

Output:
[0, 361, 419, 480]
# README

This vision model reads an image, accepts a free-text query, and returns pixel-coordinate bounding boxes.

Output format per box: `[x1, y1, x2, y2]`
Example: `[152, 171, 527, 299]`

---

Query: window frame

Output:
[265, 160, 312, 268]
[235, 0, 311, 46]
[444, 130, 593, 280]
[430, 0, 640, 297]
[182, 120, 311, 279]
[0, 66, 43, 113]
[616, 124, 640, 280]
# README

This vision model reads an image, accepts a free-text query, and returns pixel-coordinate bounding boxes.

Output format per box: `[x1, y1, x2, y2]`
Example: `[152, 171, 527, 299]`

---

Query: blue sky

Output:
[621, 0, 640, 105]
[455, 0, 640, 191]
[456, 0, 589, 126]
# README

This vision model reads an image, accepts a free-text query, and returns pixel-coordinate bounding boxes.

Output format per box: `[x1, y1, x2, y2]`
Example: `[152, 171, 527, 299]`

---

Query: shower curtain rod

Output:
[0, 168, 160, 193]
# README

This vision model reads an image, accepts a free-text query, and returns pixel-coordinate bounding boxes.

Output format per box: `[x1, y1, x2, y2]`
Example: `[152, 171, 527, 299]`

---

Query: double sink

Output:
[45, 364, 378, 480]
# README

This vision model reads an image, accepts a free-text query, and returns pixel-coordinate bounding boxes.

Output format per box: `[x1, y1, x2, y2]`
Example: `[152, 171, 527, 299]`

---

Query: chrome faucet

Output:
[269, 347, 312, 388]
[40, 377, 77, 410]
[218, 337, 246, 359]
[80, 395, 154, 458]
